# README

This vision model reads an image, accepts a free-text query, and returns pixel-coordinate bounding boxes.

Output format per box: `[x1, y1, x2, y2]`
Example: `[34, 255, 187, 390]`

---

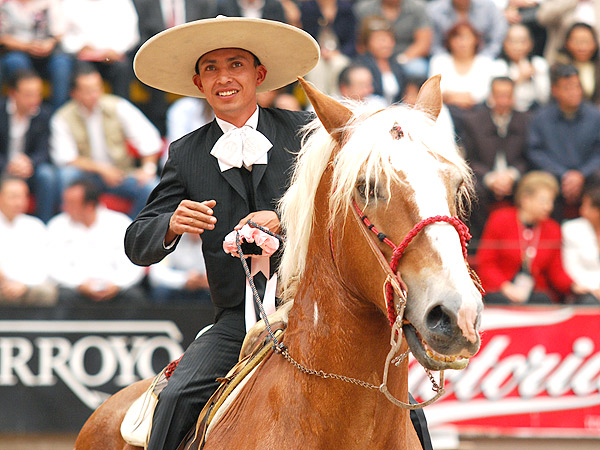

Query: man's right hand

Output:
[165, 200, 217, 245]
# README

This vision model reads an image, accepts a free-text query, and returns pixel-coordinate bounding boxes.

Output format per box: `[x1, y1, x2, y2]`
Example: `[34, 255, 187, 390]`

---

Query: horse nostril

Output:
[426, 305, 453, 337]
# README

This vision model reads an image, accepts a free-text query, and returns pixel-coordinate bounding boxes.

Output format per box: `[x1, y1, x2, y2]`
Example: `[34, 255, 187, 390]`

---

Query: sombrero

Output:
[134, 17, 320, 98]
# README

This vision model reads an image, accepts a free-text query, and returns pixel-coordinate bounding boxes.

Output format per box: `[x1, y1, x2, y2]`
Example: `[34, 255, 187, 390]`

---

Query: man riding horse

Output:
[124, 16, 432, 450]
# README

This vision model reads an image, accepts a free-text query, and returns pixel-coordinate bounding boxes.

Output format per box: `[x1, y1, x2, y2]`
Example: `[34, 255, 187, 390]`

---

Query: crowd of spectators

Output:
[1, 0, 599, 307]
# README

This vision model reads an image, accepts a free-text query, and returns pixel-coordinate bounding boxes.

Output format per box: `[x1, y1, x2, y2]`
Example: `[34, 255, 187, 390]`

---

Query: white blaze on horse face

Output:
[389, 143, 481, 343]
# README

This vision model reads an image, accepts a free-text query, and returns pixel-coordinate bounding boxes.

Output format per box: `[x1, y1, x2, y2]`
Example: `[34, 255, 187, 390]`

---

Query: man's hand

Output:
[500, 281, 528, 304]
[7, 154, 34, 178]
[166, 200, 217, 245]
[98, 164, 126, 187]
[561, 170, 585, 205]
[235, 210, 280, 234]
[185, 271, 209, 290]
[0, 280, 28, 302]
[79, 280, 119, 302]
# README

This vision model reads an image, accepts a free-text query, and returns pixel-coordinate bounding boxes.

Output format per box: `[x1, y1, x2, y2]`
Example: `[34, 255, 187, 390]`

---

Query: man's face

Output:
[490, 80, 514, 115]
[192, 48, 267, 124]
[552, 74, 583, 113]
[10, 77, 43, 116]
[72, 72, 104, 111]
[62, 185, 89, 224]
[0, 179, 29, 222]
[341, 67, 374, 101]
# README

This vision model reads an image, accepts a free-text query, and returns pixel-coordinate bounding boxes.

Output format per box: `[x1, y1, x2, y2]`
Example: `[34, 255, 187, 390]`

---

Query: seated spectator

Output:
[148, 233, 211, 303]
[492, 23, 550, 112]
[60, 0, 140, 99]
[502, 0, 547, 57]
[337, 63, 387, 108]
[353, 0, 433, 77]
[50, 63, 162, 218]
[301, 0, 357, 95]
[0, 0, 72, 109]
[0, 69, 60, 222]
[0, 176, 57, 306]
[556, 22, 600, 104]
[47, 179, 146, 306]
[527, 63, 600, 219]
[537, 0, 600, 65]
[217, 0, 286, 22]
[428, 21, 495, 138]
[476, 171, 583, 305]
[562, 182, 600, 305]
[461, 77, 530, 240]
[427, 0, 508, 58]
[354, 16, 405, 104]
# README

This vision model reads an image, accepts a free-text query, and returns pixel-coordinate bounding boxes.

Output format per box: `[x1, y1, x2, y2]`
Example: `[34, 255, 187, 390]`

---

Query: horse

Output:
[74, 75, 483, 450]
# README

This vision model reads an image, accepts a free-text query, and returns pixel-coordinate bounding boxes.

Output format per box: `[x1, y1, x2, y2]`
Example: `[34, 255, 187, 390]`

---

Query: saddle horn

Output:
[298, 76, 353, 144]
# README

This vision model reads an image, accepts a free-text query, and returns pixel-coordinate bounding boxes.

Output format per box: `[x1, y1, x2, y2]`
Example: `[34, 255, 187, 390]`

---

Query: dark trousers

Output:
[147, 305, 433, 450]
[147, 306, 246, 450]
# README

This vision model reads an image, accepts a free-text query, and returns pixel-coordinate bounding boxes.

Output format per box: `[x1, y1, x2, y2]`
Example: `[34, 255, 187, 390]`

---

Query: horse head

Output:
[283, 76, 483, 373]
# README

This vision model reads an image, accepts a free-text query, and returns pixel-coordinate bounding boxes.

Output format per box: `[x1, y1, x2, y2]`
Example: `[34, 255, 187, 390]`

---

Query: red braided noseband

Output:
[351, 200, 473, 326]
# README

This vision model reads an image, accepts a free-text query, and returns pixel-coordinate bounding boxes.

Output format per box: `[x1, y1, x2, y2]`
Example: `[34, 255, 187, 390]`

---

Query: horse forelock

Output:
[278, 103, 473, 300]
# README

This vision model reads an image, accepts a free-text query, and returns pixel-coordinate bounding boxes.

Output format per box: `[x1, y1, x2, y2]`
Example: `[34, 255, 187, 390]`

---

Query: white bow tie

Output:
[211, 126, 273, 172]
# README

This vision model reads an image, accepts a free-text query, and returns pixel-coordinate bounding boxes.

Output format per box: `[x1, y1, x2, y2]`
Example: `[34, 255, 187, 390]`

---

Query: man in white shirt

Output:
[51, 63, 163, 218]
[47, 178, 146, 305]
[60, 0, 140, 98]
[0, 176, 57, 305]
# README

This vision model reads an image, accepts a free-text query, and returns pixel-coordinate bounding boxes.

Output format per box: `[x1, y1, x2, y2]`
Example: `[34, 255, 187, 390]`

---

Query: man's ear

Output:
[193, 74, 204, 94]
[256, 65, 267, 87]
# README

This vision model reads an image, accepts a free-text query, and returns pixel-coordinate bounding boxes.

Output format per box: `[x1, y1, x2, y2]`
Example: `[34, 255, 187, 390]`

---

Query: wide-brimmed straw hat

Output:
[134, 17, 320, 98]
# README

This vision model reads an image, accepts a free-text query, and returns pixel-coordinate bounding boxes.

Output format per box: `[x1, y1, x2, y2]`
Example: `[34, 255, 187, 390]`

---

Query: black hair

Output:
[69, 61, 101, 91]
[7, 68, 41, 90]
[68, 178, 102, 205]
[338, 63, 371, 87]
[550, 63, 579, 86]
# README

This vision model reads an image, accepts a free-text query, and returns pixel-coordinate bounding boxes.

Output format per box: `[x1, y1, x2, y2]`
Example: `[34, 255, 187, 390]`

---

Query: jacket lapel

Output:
[253, 108, 276, 191]
[208, 121, 248, 203]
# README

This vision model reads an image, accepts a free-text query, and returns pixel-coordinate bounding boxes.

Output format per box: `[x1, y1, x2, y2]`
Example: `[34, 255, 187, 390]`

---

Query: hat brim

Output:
[134, 17, 320, 98]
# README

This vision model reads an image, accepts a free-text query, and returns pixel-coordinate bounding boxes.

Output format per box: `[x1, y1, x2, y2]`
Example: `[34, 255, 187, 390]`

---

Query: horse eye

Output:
[356, 183, 376, 199]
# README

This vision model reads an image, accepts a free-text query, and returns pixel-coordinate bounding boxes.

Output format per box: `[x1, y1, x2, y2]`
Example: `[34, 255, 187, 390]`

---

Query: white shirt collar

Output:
[215, 106, 260, 133]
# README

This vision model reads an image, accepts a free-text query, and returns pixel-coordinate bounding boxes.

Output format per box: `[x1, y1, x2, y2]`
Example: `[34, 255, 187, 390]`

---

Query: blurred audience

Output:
[555, 22, 600, 104]
[148, 233, 210, 304]
[272, 92, 302, 111]
[492, 23, 550, 112]
[0, 175, 57, 305]
[301, 0, 357, 95]
[502, 0, 547, 57]
[354, 16, 405, 104]
[354, 0, 433, 77]
[537, 0, 600, 65]
[527, 63, 600, 219]
[429, 22, 495, 139]
[337, 63, 387, 108]
[428, 0, 508, 58]
[562, 182, 600, 305]
[50, 63, 162, 218]
[0, 69, 59, 222]
[0, 0, 72, 109]
[462, 77, 530, 240]
[217, 0, 286, 22]
[47, 179, 146, 306]
[476, 171, 584, 305]
[60, 0, 140, 99]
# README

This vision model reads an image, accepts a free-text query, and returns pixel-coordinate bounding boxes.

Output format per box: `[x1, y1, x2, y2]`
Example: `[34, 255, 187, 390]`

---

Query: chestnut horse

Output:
[74, 75, 483, 450]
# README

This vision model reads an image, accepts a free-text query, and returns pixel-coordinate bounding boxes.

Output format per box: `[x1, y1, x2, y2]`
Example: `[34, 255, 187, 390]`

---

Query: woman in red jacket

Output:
[476, 171, 582, 304]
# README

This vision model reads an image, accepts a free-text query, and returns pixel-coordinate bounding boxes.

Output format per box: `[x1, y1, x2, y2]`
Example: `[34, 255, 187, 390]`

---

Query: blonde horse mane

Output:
[278, 103, 474, 300]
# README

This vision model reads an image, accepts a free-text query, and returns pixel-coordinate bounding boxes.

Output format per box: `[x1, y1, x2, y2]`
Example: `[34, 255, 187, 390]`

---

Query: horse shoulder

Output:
[74, 378, 152, 450]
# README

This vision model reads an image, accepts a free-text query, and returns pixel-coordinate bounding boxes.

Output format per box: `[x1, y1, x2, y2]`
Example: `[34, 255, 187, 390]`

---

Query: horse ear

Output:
[415, 74, 442, 121]
[298, 76, 353, 143]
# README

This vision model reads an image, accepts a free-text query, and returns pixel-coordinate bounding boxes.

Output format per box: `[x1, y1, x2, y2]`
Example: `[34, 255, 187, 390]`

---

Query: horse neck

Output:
[283, 171, 410, 410]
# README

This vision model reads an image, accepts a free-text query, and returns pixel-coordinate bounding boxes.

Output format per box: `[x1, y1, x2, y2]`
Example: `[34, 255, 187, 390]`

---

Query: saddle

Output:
[120, 301, 293, 449]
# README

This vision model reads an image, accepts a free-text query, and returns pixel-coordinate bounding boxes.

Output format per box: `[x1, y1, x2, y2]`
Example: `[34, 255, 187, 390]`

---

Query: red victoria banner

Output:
[409, 306, 600, 437]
